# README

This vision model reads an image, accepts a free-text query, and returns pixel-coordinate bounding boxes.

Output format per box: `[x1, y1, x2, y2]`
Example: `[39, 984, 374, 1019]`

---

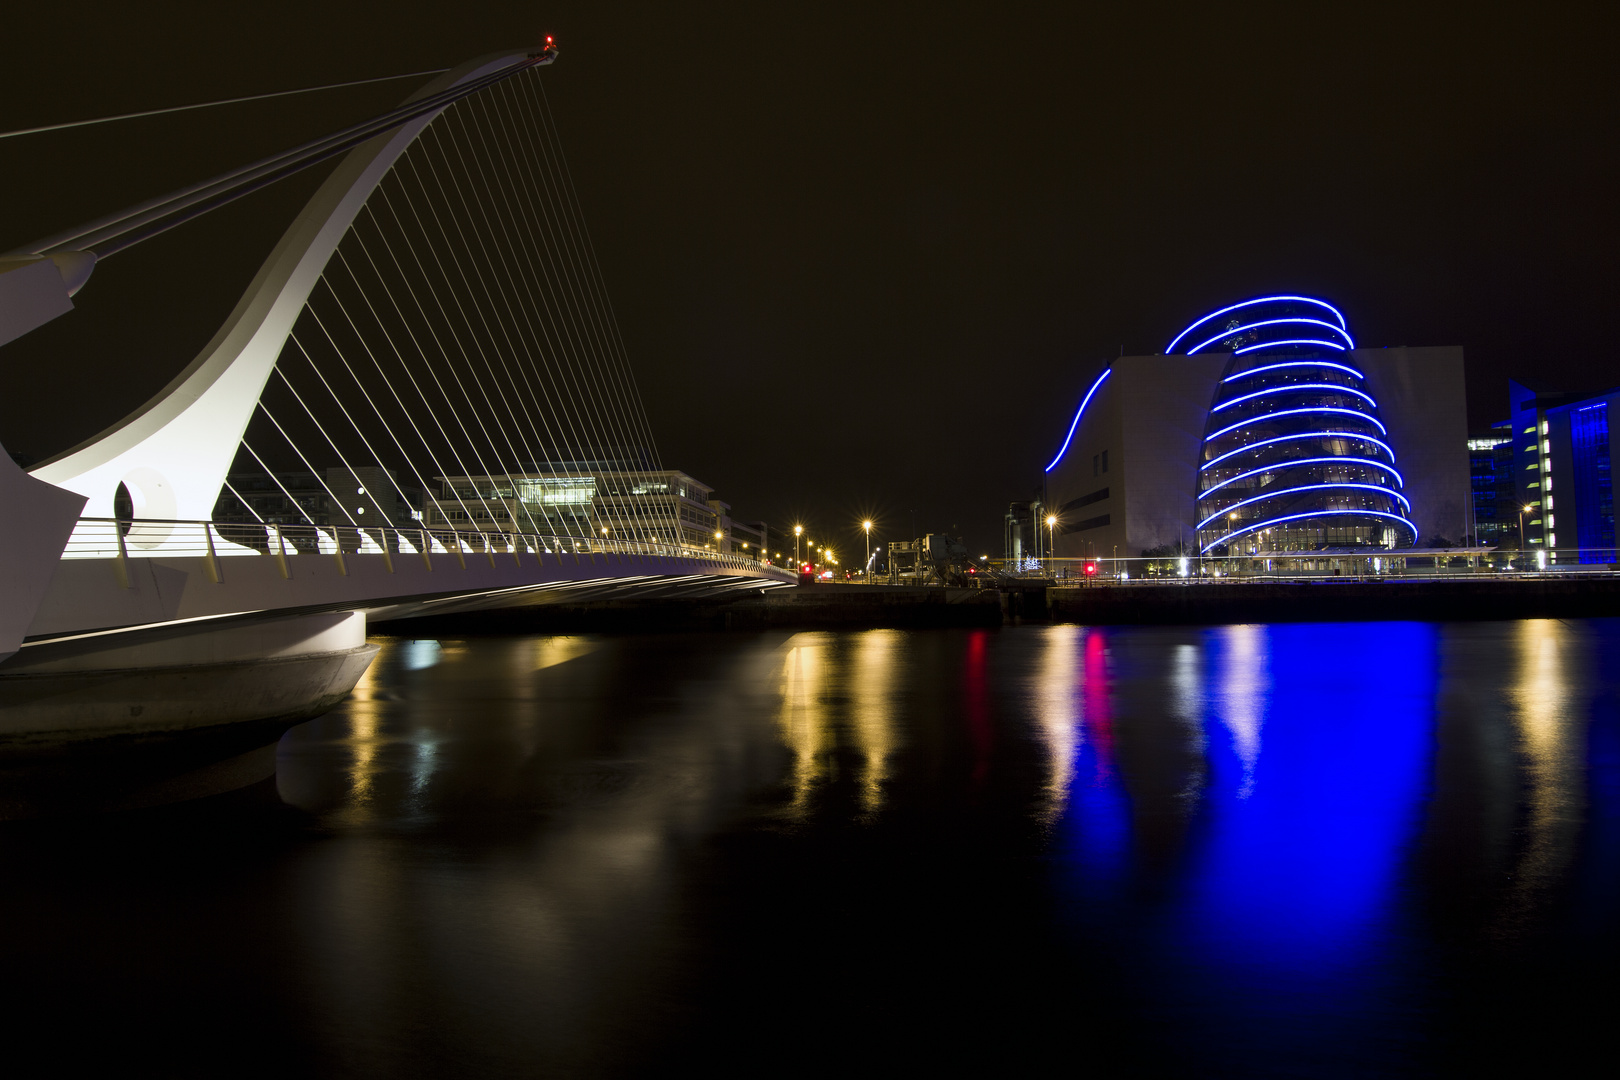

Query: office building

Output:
[1498, 380, 1617, 562]
[420, 466, 766, 555]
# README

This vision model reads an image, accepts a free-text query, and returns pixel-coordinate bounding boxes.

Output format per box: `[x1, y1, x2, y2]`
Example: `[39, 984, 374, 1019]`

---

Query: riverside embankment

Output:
[372, 583, 1004, 634]
[1049, 576, 1620, 624]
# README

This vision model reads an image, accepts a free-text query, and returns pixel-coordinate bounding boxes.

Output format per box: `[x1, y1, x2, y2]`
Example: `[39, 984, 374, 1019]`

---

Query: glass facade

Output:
[1177, 298, 1416, 555]
[1570, 402, 1614, 563]
[1468, 424, 1515, 543]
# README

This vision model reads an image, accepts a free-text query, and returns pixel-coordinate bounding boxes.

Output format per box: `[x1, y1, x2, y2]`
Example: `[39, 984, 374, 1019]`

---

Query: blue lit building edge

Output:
[1183, 296, 1416, 555]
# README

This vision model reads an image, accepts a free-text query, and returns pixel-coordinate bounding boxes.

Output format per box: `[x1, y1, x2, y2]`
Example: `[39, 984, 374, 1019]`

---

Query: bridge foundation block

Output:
[0, 610, 377, 818]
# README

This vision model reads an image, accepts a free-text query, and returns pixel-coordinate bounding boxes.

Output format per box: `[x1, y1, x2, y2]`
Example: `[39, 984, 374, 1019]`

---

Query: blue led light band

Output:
[1186, 318, 1355, 356]
[1198, 456, 1406, 499]
[1224, 359, 1367, 382]
[1233, 338, 1346, 355]
[1212, 383, 1379, 413]
[1201, 431, 1396, 470]
[1205, 406, 1387, 443]
[1200, 508, 1418, 554]
[1197, 482, 1411, 529]
[1165, 295, 1349, 354]
[1044, 367, 1112, 473]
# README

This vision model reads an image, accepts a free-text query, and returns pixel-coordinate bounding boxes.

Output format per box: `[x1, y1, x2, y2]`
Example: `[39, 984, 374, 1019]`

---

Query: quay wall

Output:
[374, 583, 1004, 634]
[1049, 578, 1620, 625]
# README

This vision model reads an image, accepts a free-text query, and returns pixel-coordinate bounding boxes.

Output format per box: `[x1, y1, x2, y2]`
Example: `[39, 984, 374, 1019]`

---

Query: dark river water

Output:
[3, 620, 1619, 1076]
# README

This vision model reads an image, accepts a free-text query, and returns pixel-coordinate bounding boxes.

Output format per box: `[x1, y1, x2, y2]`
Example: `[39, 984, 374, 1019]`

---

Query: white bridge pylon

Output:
[29, 52, 562, 552]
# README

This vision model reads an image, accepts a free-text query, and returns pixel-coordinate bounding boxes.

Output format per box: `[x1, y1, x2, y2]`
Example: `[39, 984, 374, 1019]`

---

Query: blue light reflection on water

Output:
[1050, 622, 1438, 1066]
[1058, 631, 1133, 902]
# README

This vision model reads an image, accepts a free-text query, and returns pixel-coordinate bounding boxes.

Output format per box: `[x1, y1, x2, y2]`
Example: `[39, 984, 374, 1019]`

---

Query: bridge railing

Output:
[60, 518, 783, 575]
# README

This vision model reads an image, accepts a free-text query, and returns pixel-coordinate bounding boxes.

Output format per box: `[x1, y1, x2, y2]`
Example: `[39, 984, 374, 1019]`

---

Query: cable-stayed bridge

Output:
[0, 45, 791, 810]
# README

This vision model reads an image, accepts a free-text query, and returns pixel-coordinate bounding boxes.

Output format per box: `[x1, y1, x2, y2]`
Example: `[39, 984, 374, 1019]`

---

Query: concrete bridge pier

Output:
[0, 610, 376, 819]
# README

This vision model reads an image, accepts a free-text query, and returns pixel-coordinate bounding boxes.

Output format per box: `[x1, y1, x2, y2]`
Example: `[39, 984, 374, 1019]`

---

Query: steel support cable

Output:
[461, 90, 666, 550]
[490, 90, 634, 487]
[415, 111, 578, 540]
[282, 329, 463, 533]
[429, 103, 595, 542]
[13, 52, 555, 259]
[270, 361, 422, 544]
[509, 79, 654, 478]
[430, 102, 622, 546]
[399, 128, 601, 544]
[455, 101, 621, 540]
[444, 98, 663, 549]
[529, 78, 671, 490]
[357, 191, 572, 549]
[288, 322, 478, 549]
[521, 79, 677, 542]
[240, 438, 318, 526]
[473, 87, 665, 544]
[314, 257, 503, 540]
[253, 398, 366, 531]
[383, 153, 558, 540]
[304, 272, 499, 536]
[0, 68, 451, 141]
[362, 162, 531, 539]
[350, 198, 530, 529]
[475, 92, 651, 542]
[365, 188, 577, 543]
[220, 478, 267, 524]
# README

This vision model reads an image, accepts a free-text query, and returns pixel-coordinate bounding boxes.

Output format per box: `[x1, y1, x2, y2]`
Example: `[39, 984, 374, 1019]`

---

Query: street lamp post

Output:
[1519, 503, 1535, 567]
[1045, 514, 1056, 572]
[863, 520, 872, 582]
[794, 524, 803, 567]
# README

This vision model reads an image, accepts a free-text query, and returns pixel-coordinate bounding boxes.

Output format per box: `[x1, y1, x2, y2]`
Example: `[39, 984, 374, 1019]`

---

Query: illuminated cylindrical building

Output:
[1175, 297, 1417, 554]
[1039, 294, 1464, 565]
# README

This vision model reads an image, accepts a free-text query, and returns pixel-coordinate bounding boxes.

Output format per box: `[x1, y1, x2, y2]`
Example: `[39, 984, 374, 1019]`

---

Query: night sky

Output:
[4, 3, 1617, 555]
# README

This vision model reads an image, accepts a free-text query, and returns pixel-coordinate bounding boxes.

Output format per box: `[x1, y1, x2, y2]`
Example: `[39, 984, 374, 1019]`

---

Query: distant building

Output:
[1042, 296, 1471, 560]
[213, 467, 420, 529]
[1496, 380, 1617, 562]
[420, 467, 762, 554]
[1468, 423, 1515, 545]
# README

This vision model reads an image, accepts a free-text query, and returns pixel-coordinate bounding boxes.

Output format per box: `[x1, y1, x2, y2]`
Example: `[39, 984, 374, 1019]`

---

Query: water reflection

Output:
[4, 623, 1618, 1076]
[1213, 623, 1266, 799]
[1033, 624, 1080, 826]
[777, 633, 833, 815]
[1098, 623, 1440, 1070]
[1174, 624, 1435, 972]
[775, 630, 905, 819]
[851, 630, 901, 815]
[1502, 620, 1588, 925]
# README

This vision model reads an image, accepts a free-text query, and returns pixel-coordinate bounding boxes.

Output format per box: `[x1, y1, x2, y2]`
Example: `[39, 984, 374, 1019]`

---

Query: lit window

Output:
[1543, 440, 1551, 454]
[1546, 496, 1554, 509]
[1547, 515, 1555, 527]
[1542, 421, 1549, 434]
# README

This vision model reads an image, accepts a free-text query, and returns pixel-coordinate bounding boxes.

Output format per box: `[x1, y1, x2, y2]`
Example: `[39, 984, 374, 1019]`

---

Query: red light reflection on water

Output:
[963, 630, 992, 789]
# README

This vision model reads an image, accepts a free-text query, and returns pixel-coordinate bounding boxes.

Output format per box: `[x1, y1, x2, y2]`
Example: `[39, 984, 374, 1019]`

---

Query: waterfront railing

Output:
[59, 517, 782, 574]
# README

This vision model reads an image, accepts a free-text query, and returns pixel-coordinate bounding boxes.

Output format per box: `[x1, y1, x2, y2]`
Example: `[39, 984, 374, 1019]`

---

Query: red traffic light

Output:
[1083, 561, 1098, 576]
